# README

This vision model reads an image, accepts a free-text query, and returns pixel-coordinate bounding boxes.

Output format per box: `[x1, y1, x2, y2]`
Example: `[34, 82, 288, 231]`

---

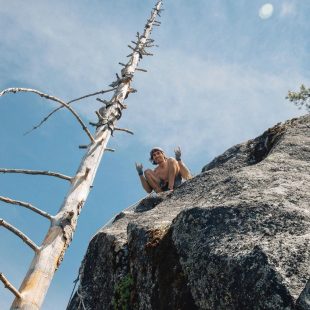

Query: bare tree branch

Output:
[0, 168, 71, 181]
[114, 127, 134, 135]
[0, 196, 53, 220]
[0, 87, 95, 143]
[67, 88, 117, 105]
[136, 68, 148, 72]
[0, 273, 21, 299]
[9, 1, 163, 308]
[79, 145, 89, 149]
[24, 107, 62, 136]
[24, 88, 117, 135]
[0, 219, 40, 252]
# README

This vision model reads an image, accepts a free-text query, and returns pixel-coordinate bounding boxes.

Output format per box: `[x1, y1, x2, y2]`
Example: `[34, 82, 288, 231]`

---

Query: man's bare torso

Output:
[136, 147, 191, 193]
[153, 160, 169, 182]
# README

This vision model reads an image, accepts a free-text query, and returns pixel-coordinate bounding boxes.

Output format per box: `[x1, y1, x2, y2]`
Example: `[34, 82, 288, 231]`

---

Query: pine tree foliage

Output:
[287, 84, 310, 112]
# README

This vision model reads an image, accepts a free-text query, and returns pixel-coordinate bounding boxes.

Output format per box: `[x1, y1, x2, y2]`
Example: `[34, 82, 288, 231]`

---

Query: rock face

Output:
[68, 115, 310, 310]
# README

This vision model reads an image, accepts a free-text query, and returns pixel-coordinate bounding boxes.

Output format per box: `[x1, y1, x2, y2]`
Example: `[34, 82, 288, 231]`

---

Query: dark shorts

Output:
[160, 173, 182, 191]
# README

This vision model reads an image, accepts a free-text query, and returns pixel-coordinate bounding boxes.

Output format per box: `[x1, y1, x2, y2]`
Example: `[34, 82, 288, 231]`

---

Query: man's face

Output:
[152, 150, 165, 164]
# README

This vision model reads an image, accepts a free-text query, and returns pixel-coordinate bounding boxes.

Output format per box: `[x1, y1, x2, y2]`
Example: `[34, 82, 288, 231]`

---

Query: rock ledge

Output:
[68, 115, 310, 310]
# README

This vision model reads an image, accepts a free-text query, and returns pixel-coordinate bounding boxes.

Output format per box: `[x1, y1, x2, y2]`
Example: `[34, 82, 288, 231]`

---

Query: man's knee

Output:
[144, 169, 153, 178]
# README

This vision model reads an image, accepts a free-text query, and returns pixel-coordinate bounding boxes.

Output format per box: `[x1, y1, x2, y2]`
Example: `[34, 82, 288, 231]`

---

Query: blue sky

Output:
[0, 0, 309, 308]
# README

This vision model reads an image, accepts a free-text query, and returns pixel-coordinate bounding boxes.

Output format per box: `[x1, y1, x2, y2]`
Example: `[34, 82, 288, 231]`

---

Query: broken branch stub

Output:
[99, 1, 162, 133]
[114, 127, 134, 135]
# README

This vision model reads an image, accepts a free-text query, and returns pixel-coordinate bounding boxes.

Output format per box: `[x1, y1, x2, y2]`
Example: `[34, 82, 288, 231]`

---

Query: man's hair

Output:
[149, 147, 167, 165]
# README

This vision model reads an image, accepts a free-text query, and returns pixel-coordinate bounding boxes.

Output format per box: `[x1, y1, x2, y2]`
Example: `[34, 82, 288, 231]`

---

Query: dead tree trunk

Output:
[0, 1, 163, 309]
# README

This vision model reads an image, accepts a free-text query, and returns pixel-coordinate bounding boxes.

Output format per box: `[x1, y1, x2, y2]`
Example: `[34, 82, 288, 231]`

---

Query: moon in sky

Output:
[259, 3, 274, 19]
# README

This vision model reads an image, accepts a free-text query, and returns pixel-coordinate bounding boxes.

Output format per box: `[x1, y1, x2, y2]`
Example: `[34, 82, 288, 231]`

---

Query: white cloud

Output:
[0, 0, 307, 161]
[0, 1, 133, 100]
[120, 49, 307, 160]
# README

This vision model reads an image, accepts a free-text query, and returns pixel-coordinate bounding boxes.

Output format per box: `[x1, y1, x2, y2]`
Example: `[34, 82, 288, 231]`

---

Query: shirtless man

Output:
[135, 147, 192, 193]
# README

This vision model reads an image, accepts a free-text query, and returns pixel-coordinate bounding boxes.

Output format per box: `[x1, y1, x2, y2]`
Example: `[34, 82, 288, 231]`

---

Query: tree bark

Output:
[10, 1, 162, 309]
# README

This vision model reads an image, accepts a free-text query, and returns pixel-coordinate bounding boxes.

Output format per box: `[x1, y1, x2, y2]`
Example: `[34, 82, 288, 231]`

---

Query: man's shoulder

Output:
[167, 157, 177, 162]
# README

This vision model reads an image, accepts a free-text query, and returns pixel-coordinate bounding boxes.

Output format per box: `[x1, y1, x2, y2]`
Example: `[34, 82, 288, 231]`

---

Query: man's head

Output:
[149, 147, 167, 165]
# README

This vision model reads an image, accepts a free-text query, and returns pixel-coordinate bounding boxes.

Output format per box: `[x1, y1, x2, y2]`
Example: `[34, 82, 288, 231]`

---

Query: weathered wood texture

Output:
[9, 1, 162, 309]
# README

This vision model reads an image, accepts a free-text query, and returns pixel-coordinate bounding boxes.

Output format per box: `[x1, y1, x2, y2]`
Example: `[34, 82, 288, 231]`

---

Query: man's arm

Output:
[167, 158, 179, 190]
[174, 147, 192, 180]
[135, 163, 153, 193]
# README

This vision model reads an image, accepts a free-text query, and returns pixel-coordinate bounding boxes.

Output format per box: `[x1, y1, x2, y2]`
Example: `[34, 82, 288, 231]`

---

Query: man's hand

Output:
[135, 162, 144, 176]
[174, 146, 182, 161]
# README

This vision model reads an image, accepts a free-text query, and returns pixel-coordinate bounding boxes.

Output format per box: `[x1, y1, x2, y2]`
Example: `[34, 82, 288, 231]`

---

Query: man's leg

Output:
[167, 158, 180, 190]
[144, 169, 163, 193]
[177, 161, 192, 180]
